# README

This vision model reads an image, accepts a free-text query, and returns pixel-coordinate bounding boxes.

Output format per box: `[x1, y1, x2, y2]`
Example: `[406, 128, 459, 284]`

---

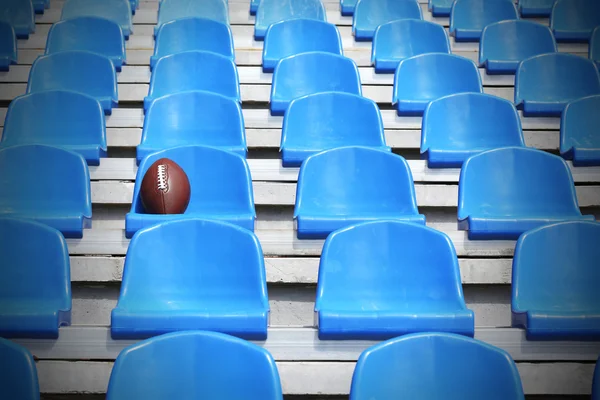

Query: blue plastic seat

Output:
[340, 0, 357, 16]
[126, 145, 255, 238]
[155, 0, 228, 36]
[61, 0, 132, 39]
[250, 0, 260, 15]
[281, 92, 388, 167]
[518, 0, 555, 17]
[0, 0, 35, 39]
[450, 0, 519, 42]
[428, 0, 453, 17]
[1, 91, 107, 165]
[591, 26, 600, 65]
[262, 19, 342, 73]
[515, 53, 600, 116]
[560, 95, 600, 166]
[393, 53, 483, 116]
[0, 218, 71, 338]
[254, 0, 326, 40]
[145, 50, 240, 112]
[316, 221, 473, 340]
[458, 146, 593, 240]
[422, 93, 525, 168]
[294, 146, 425, 239]
[270, 52, 361, 116]
[350, 333, 524, 400]
[0, 338, 39, 400]
[45, 17, 126, 70]
[0, 21, 17, 70]
[151, 17, 234, 69]
[372, 19, 450, 73]
[106, 331, 283, 399]
[512, 221, 600, 340]
[352, 0, 422, 41]
[551, 0, 600, 42]
[33, 0, 48, 14]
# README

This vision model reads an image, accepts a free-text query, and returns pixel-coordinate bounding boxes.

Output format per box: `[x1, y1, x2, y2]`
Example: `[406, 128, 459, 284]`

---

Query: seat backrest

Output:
[0, 0, 34, 38]
[518, 0, 556, 17]
[449, 0, 518, 40]
[254, 0, 326, 40]
[61, 0, 132, 37]
[590, 25, 600, 64]
[0, 338, 40, 400]
[551, 0, 600, 41]
[156, 0, 228, 34]
[560, 95, 600, 158]
[0, 21, 17, 65]
[352, 0, 422, 40]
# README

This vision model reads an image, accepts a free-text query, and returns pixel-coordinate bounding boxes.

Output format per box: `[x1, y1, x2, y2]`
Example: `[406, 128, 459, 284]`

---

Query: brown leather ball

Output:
[140, 158, 191, 214]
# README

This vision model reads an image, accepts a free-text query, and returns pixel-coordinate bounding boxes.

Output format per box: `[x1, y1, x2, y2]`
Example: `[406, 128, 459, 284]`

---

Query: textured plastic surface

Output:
[315, 221, 474, 340]
[592, 26, 600, 65]
[518, 0, 555, 16]
[1, 90, 107, 165]
[281, 92, 388, 167]
[449, 0, 518, 42]
[458, 146, 593, 240]
[428, 0, 453, 17]
[145, 50, 240, 112]
[515, 53, 600, 116]
[0, 338, 39, 400]
[551, 0, 600, 42]
[270, 51, 361, 116]
[254, 0, 326, 40]
[106, 331, 283, 399]
[45, 17, 126, 70]
[61, 0, 132, 38]
[372, 19, 450, 73]
[138, 91, 246, 164]
[393, 53, 483, 116]
[512, 221, 600, 340]
[151, 17, 234, 69]
[0, 21, 16, 70]
[350, 333, 525, 400]
[561, 95, 600, 166]
[126, 145, 255, 238]
[352, 0, 422, 41]
[262, 19, 342, 73]
[294, 146, 425, 239]
[155, 0, 228, 36]
[0, 0, 34, 38]
[0, 218, 71, 339]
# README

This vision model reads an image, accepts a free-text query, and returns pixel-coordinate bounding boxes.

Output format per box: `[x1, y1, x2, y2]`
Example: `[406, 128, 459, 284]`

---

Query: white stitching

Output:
[157, 164, 168, 192]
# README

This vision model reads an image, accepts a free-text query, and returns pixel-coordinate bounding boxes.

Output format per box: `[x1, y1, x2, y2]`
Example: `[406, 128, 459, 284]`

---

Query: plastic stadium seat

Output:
[592, 26, 600, 65]
[145, 51, 240, 112]
[1, 91, 107, 165]
[0, 218, 71, 338]
[138, 91, 246, 164]
[0, 0, 35, 39]
[561, 95, 600, 166]
[262, 19, 343, 73]
[458, 146, 594, 240]
[350, 333, 525, 400]
[106, 331, 283, 399]
[281, 92, 389, 167]
[316, 221, 474, 340]
[151, 17, 234, 69]
[393, 53, 483, 116]
[515, 53, 600, 116]
[61, 0, 132, 39]
[45, 17, 126, 70]
[518, 0, 555, 17]
[294, 146, 425, 239]
[422, 93, 525, 168]
[33, 0, 48, 14]
[352, 0, 422, 41]
[155, 0, 228, 36]
[449, 0, 519, 42]
[512, 221, 600, 340]
[551, 0, 600, 42]
[270, 52, 361, 116]
[250, 0, 259, 15]
[428, 0, 453, 17]
[0, 21, 17, 70]
[254, 0, 326, 40]
[126, 146, 255, 238]
[0, 338, 39, 400]
[340, 0, 357, 16]
[372, 19, 450, 73]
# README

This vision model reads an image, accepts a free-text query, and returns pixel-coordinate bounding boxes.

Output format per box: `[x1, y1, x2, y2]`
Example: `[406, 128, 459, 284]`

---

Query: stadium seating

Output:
[458, 146, 594, 240]
[352, 0, 422, 41]
[33, 0, 48, 14]
[428, 0, 453, 17]
[372, 19, 450, 73]
[393, 53, 483, 116]
[561, 95, 600, 166]
[515, 53, 600, 116]
[591, 26, 600, 65]
[0, 21, 16, 70]
[262, 19, 342, 73]
[449, 0, 519, 42]
[270, 52, 361, 115]
[0, 338, 40, 400]
[0, 218, 71, 338]
[280, 92, 388, 167]
[254, 0, 326, 40]
[550, 0, 600, 42]
[155, 0, 228, 36]
[340, 0, 358, 16]
[250, 0, 260, 15]
[61, 0, 132, 39]
[0, 0, 35, 39]
[106, 331, 283, 399]
[294, 146, 425, 239]
[315, 221, 474, 340]
[421, 93, 525, 168]
[350, 333, 525, 400]
[1, 90, 107, 165]
[518, 0, 555, 17]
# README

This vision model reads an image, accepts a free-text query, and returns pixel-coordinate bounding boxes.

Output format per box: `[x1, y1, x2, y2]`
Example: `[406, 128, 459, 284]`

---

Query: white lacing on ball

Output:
[157, 164, 168, 191]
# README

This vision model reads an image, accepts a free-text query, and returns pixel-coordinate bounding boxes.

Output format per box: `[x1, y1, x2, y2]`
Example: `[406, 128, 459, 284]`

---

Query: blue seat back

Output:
[592, 26, 600, 65]
[0, 21, 16, 69]
[518, 0, 556, 16]
[156, 0, 228, 35]
[61, 0, 132, 38]
[352, 0, 422, 41]
[428, 0, 454, 16]
[450, 0, 518, 42]
[0, 338, 40, 400]
[551, 0, 600, 41]
[254, 0, 326, 40]
[560, 94, 600, 163]
[0, 0, 34, 38]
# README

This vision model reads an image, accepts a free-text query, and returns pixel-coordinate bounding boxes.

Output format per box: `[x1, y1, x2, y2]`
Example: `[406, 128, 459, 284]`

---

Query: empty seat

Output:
[518, 0, 556, 17]
[422, 93, 525, 168]
[33, 0, 48, 14]
[250, 0, 260, 15]
[0, 0, 35, 39]
[458, 146, 593, 240]
[372, 19, 450, 73]
[551, 0, 600, 42]
[295, 146, 425, 239]
[0, 338, 40, 400]
[515, 53, 600, 116]
[560, 95, 600, 166]
[0, 21, 17, 70]
[45, 17, 126, 70]
[61, 0, 132, 38]
[316, 221, 474, 339]
[254, 0, 326, 40]
[350, 333, 524, 400]
[262, 19, 342, 73]
[155, 0, 228, 36]
[352, 0, 422, 41]
[428, 0, 454, 17]
[0, 218, 71, 338]
[591, 26, 600, 65]
[151, 17, 234, 69]
[340, 0, 358, 16]
[450, 0, 519, 42]
[106, 331, 283, 399]
[393, 53, 483, 116]
[1, 91, 107, 165]
[480, 20, 557, 74]
[270, 52, 361, 116]
[126, 145, 255, 238]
